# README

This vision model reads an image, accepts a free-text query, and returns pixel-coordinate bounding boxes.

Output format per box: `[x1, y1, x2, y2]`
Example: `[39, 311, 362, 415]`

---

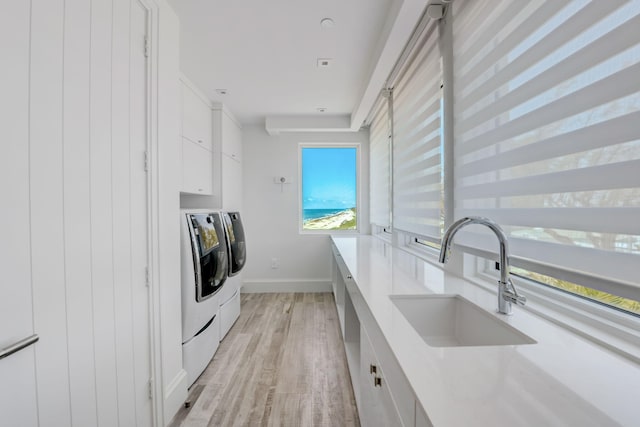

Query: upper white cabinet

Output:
[218, 108, 242, 163]
[181, 139, 213, 195]
[180, 78, 213, 195]
[181, 81, 212, 150]
[178, 79, 243, 208]
[213, 105, 243, 210]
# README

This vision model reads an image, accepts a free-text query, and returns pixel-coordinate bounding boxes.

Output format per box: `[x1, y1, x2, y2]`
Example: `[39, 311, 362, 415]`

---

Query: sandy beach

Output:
[304, 209, 356, 230]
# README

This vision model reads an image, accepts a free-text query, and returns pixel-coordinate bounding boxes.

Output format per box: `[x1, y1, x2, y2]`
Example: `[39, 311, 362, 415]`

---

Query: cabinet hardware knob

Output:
[374, 377, 382, 387]
[347, 275, 352, 279]
[369, 364, 377, 375]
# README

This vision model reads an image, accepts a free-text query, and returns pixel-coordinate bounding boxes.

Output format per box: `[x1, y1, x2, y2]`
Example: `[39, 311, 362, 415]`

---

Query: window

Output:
[300, 145, 358, 232]
[369, 92, 392, 232]
[392, 22, 444, 246]
[450, 0, 640, 308]
[510, 267, 640, 316]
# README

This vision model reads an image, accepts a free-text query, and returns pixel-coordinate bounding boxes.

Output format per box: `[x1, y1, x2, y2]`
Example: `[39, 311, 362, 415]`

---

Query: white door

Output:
[0, 1, 153, 425]
[0, 2, 38, 426]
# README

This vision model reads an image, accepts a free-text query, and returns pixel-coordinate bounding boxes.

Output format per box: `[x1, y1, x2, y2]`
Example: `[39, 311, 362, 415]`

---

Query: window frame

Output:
[298, 142, 361, 235]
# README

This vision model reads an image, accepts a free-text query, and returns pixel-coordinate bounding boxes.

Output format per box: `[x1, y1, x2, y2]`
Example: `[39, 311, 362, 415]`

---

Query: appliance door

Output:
[187, 213, 228, 301]
[223, 211, 246, 276]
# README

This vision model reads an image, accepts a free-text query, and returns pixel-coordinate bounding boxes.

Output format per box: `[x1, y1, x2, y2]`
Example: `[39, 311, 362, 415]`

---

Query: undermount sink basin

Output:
[390, 295, 536, 347]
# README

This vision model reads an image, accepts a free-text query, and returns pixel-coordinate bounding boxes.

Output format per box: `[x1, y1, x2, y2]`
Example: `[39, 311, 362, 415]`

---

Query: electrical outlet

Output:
[271, 258, 279, 269]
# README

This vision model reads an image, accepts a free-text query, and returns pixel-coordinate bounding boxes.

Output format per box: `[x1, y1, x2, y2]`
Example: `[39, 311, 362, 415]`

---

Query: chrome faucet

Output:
[439, 217, 527, 315]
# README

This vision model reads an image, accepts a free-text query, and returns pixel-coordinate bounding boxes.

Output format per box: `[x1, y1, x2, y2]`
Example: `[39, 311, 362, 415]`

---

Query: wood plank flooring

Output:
[169, 293, 360, 427]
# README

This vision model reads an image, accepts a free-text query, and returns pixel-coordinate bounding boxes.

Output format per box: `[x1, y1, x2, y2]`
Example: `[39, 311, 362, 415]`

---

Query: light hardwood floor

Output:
[169, 293, 360, 427]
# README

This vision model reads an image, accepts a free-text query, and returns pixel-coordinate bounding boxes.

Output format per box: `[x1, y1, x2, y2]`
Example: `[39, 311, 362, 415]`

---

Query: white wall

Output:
[242, 125, 369, 292]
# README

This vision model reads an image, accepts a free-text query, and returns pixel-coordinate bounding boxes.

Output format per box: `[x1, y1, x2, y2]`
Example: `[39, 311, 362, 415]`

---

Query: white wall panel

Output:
[112, 0, 138, 424]
[62, 0, 99, 425]
[89, 1, 120, 424]
[0, 2, 38, 425]
[29, 0, 73, 425]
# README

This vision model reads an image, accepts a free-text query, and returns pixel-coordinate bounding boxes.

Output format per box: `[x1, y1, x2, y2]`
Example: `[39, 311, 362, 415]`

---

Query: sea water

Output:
[303, 208, 348, 221]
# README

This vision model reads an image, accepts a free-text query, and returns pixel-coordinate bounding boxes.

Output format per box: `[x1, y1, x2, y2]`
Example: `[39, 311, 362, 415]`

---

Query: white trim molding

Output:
[242, 279, 332, 293]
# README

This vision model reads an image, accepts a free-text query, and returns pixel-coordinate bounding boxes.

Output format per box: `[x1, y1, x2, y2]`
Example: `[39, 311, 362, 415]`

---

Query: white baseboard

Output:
[163, 368, 188, 425]
[242, 279, 332, 293]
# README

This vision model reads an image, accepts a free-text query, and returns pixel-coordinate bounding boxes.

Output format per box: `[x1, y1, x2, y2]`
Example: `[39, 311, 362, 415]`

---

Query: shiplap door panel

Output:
[89, 0, 121, 424]
[0, 2, 38, 426]
[0, 0, 153, 425]
[63, 0, 99, 424]
[29, 0, 73, 424]
[112, 0, 138, 425]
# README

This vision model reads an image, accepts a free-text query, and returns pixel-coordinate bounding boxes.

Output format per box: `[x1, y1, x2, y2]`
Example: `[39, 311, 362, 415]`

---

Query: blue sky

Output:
[302, 147, 357, 210]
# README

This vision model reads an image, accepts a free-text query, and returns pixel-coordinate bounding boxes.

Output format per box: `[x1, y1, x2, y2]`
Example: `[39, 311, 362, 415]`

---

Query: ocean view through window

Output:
[301, 146, 358, 231]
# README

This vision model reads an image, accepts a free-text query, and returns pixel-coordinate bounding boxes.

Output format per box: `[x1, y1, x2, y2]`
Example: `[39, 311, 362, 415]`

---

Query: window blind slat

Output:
[457, 61, 640, 150]
[459, 13, 640, 125]
[455, 208, 640, 235]
[457, 1, 613, 104]
[458, 111, 640, 178]
[457, 159, 640, 199]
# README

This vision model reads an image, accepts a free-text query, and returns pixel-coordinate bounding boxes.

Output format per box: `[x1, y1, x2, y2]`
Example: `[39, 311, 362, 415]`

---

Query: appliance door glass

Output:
[189, 213, 228, 301]
[223, 212, 246, 276]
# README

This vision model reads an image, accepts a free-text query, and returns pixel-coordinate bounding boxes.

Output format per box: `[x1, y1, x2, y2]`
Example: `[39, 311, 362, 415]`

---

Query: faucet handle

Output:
[502, 279, 527, 306]
[503, 290, 527, 306]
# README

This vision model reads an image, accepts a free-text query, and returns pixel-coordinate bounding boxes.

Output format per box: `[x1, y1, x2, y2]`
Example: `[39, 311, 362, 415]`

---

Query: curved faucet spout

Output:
[438, 216, 525, 315]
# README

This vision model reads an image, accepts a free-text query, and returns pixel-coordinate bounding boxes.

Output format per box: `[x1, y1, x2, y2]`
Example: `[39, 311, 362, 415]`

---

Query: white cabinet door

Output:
[221, 153, 242, 210]
[359, 327, 402, 427]
[0, 3, 38, 425]
[181, 82, 212, 149]
[182, 138, 213, 195]
[220, 110, 242, 162]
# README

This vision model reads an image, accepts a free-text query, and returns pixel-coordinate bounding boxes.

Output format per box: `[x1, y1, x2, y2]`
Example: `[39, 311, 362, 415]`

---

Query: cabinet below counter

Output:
[330, 236, 640, 427]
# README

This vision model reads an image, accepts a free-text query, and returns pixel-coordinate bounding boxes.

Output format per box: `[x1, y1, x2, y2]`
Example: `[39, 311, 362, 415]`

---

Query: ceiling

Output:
[167, 0, 430, 130]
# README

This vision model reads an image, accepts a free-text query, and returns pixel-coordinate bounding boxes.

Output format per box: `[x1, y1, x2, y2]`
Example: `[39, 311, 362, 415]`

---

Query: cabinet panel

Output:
[220, 110, 242, 162]
[360, 326, 402, 427]
[182, 139, 212, 195]
[364, 314, 416, 427]
[221, 153, 242, 211]
[210, 107, 243, 210]
[181, 82, 212, 150]
[331, 255, 346, 334]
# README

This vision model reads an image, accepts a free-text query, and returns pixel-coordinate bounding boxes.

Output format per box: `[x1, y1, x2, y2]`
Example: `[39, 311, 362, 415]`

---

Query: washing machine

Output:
[218, 211, 247, 339]
[180, 210, 228, 387]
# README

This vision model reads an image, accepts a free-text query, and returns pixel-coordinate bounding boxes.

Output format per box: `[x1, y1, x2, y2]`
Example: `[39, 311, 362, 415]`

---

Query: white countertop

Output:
[332, 235, 640, 427]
